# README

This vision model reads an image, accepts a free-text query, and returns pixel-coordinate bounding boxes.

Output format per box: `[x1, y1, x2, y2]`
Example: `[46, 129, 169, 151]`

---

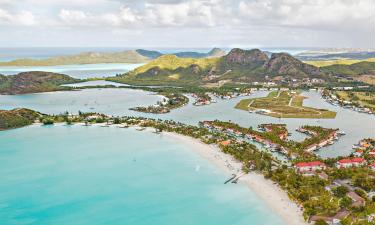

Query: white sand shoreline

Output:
[33, 123, 308, 224]
[162, 131, 309, 225]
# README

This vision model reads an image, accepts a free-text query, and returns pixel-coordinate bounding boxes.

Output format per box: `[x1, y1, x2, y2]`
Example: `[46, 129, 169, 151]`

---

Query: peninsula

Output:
[235, 91, 337, 118]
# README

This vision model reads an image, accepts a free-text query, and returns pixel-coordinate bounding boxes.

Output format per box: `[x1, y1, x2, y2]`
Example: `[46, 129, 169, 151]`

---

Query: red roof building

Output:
[336, 158, 366, 168]
[295, 161, 326, 173]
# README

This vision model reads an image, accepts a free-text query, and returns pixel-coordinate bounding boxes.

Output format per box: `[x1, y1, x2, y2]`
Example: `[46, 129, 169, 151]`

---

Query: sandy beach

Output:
[41, 123, 308, 225]
[162, 131, 309, 225]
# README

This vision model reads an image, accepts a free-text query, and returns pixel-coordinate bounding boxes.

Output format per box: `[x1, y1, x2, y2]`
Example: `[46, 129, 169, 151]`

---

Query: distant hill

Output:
[0, 71, 78, 94]
[0, 50, 150, 66]
[296, 49, 375, 61]
[0, 108, 40, 130]
[135, 49, 163, 59]
[109, 48, 324, 86]
[0, 48, 226, 67]
[173, 48, 226, 58]
[321, 61, 375, 76]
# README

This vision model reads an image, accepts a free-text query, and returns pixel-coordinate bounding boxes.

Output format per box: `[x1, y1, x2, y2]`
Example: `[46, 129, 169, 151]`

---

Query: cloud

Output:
[0, 8, 37, 26]
[1, 0, 375, 47]
[238, 0, 375, 29]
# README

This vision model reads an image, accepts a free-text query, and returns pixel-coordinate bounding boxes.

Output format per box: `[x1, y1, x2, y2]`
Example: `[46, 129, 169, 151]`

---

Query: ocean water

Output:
[0, 63, 144, 79]
[1, 89, 375, 157]
[0, 125, 286, 225]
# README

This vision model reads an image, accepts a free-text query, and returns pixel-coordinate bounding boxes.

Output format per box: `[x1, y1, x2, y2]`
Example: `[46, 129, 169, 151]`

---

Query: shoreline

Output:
[162, 131, 309, 225]
[30, 123, 308, 225]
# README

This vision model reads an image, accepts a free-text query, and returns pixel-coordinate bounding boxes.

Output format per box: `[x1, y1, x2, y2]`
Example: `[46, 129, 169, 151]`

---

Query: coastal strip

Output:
[162, 131, 308, 225]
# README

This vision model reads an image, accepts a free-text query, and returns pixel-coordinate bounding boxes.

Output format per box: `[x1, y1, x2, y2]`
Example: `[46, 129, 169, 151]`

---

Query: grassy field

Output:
[305, 58, 375, 67]
[235, 91, 337, 118]
[336, 91, 375, 110]
[130, 55, 220, 74]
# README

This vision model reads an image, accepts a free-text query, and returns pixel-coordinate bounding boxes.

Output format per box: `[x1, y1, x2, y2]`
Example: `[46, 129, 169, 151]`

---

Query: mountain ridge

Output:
[109, 48, 325, 86]
[0, 48, 226, 67]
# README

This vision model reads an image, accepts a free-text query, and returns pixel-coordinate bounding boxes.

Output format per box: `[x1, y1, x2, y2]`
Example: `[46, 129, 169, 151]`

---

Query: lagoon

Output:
[0, 63, 144, 79]
[0, 125, 286, 225]
[0, 88, 375, 157]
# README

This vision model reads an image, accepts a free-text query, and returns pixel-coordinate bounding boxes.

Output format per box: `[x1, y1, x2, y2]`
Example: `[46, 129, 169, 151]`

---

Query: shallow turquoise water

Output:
[0, 125, 286, 225]
[0, 63, 145, 79]
[1, 89, 375, 157]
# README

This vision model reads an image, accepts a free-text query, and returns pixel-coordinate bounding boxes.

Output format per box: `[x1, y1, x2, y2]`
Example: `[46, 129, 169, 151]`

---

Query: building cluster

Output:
[322, 91, 374, 115]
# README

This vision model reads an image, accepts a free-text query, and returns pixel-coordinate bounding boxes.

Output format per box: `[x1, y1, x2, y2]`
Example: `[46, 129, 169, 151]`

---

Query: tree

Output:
[332, 186, 349, 198]
[315, 220, 328, 225]
[340, 196, 352, 208]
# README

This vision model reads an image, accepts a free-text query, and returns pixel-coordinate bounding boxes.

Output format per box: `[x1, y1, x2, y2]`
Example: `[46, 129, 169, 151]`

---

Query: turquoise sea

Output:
[0, 125, 286, 225]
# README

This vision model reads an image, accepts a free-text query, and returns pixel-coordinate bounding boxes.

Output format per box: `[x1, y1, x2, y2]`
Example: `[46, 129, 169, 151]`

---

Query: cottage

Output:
[295, 161, 326, 173]
[336, 158, 366, 168]
[371, 163, 375, 171]
[347, 191, 366, 207]
[219, 140, 231, 146]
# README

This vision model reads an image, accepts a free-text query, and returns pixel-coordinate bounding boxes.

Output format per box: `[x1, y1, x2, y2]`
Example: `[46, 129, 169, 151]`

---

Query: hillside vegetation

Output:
[306, 58, 375, 67]
[0, 50, 150, 66]
[110, 48, 325, 86]
[0, 71, 78, 94]
[0, 48, 226, 67]
[321, 61, 375, 76]
[0, 108, 40, 130]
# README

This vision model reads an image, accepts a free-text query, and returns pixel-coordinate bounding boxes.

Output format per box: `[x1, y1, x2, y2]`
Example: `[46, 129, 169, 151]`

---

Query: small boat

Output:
[136, 127, 146, 131]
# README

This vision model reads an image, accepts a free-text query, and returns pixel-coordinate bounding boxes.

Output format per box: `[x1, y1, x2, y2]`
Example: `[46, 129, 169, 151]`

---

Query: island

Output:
[235, 91, 337, 118]
[0, 71, 79, 95]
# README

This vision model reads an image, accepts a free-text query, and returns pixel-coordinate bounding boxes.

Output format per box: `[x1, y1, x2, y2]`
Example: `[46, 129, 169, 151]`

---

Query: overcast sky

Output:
[0, 0, 374, 48]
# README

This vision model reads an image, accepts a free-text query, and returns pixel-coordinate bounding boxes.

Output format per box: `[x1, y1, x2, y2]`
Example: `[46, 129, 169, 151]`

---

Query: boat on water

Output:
[136, 127, 146, 131]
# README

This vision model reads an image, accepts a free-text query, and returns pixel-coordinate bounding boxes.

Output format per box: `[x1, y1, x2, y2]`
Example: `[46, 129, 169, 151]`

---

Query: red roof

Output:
[296, 161, 324, 168]
[338, 159, 352, 164]
[338, 158, 365, 164]
[296, 162, 309, 167]
[309, 161, 324, 166]
[351, 158, 365, 163]
[370, 163, 375, 167]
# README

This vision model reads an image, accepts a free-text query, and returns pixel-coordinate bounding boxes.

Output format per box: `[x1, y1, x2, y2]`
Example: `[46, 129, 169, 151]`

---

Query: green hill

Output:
[0, 108, 40, 130]
[0, 71, 78, 95]
[0, 48, 226, 67]
[109, 48, 324, 86]
[321, 61, 375, 76]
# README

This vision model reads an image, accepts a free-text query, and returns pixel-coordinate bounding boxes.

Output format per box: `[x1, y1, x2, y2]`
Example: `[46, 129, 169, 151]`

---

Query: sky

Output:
[0, 0, 374, 48]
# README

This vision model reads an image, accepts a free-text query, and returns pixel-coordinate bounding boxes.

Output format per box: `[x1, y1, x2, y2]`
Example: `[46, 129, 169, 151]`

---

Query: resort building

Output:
[336, 158, 366, 169]
[219, 140, 231, 146]
[294, 161, 326, 173]
[347, 191, 366, 207]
